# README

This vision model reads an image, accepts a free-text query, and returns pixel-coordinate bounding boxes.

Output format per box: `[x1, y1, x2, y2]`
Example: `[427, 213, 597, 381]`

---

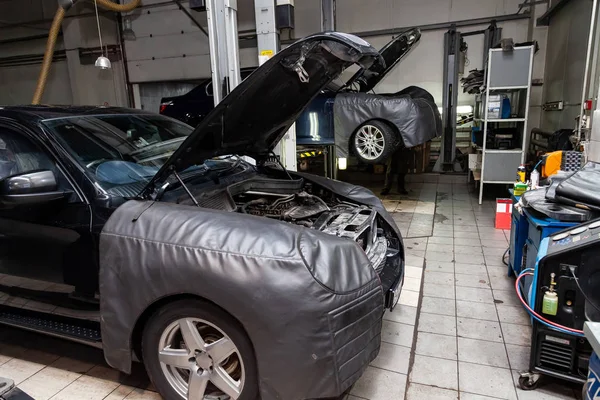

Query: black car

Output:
[160, 29, 442, 164]
[0, 32, 404, 400]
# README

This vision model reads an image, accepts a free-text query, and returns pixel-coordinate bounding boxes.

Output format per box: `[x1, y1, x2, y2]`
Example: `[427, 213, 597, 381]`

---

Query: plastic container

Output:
[531, 169, 540, 190]
[542, 290, 558, 316]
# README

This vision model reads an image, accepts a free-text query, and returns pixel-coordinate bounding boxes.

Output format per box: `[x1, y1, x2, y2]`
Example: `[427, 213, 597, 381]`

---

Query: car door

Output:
[0, 122, 92, 290]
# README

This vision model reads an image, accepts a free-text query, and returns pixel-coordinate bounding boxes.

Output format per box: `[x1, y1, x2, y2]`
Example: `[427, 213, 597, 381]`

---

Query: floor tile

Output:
[18, 366, 81, 400]
[428, 236, 454, 245]
[51, 375, 121, 400]
[404, 277, 422, 292]
[421, 296, 456, 316]
[425, 251, 454, 263]
[489, 274, 517, 291]
[425, 261, 455, 273]
[400, 290, 419, 307]
[457, 318, 504, 343]
[455, 253, 485, 265]
[455, 239, 480, 249]
[460, 393, 503, 400]
[0, 358, 47, 385]
[456, 300, 498, 322]
[455, 286, 495, 304]
[433, 229, 455, 238]
[406, 383, 458, 400]
[384, 306, 417, 325]
[455, 273, 490, 289]
[381, 320, 414, 348]
[497, 305, 530, 326]
[370, 342, 411, 374]
[493, 289, 522, 307]
[459, 362, 516, 400]
[454, 245, 483, 255]
[423, 282, 455, 299]
[457, 337, 510, 368]
[454, 230, 479, 240]
[102, 385, 136, 400]
[454, 224, 476, 232]
[406, 249, 426, 258]
[405, 266, 424, 278]
[428, 244, 454, 254]
[415, 332, 457, 360]
[487, 265, 512, 278]
[350, 366, 407, 400]
[482, 239, 511, 249]
[424, 271, 454, 286]
[501, 322, 531, 346]
[506, 344, 530, 371]
[405, 238, 428, 251]
[454, 262, 487, 275]
[405, 254, 425, 267]
[417, 312, 456, 336]
[409, 354, 458, 390]
[123, 389, 162, 399]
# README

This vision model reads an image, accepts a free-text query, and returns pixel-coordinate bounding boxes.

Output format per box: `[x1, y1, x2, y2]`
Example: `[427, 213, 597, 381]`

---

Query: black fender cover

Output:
[333, 91, 442, 157]
[99, 200, 384, 399]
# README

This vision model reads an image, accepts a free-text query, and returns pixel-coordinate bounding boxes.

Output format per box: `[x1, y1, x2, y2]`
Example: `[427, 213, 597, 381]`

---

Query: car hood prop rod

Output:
[173, 169, 200, 207]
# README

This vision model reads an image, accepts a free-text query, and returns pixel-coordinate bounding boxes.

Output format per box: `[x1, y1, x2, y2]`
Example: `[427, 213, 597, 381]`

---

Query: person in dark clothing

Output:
[381, 145, 413, 195]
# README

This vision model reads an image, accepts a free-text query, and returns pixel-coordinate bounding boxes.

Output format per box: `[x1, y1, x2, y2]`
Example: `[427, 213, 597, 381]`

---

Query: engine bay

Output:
[229, 177, 396, 272]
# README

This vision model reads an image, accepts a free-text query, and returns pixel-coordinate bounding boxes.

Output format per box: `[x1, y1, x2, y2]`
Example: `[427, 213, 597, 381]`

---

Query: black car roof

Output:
[0, 105, 154, 122]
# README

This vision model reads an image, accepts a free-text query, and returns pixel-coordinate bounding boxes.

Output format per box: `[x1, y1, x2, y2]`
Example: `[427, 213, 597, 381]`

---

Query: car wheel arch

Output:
[348, 118, 403, 159]
[129, 293, 257, 367]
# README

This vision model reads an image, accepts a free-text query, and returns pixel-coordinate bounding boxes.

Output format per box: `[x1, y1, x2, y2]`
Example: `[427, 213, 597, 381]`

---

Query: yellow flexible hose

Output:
[32, 0, 141, 105]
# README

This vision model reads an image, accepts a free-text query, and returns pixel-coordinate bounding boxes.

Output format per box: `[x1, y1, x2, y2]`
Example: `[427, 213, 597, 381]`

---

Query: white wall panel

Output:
[0, 62, 73, 105]
[125, 32, 210, 60]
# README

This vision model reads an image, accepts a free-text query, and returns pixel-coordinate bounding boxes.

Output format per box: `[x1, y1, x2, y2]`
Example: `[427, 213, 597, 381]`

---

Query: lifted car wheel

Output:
[352, 121, 398, 164]
[142, 299, 258, 400]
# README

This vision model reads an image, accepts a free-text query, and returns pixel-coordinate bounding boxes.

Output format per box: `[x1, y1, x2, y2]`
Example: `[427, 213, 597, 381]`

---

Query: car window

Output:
[42, 114, 194, 189]
[0, 129, 55, 181]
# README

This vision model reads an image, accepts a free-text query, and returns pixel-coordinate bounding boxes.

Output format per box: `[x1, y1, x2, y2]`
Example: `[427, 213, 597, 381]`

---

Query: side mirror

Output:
[0, 170, 67, 207]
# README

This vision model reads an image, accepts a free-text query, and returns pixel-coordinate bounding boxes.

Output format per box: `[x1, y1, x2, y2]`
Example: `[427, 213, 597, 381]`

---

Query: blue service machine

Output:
[516, 219, 600, 390]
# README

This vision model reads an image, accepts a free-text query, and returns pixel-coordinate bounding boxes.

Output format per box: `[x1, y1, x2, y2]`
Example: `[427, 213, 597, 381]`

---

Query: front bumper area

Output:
[328, 286, 384, 394]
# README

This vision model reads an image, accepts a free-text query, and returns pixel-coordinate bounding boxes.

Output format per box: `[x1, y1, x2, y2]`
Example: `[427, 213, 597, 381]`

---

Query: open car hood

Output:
[342, 28, 421, 93]
[141, 32, 380, 195]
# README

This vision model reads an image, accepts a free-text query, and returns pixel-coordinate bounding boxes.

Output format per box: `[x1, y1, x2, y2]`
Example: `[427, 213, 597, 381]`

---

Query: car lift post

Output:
[435, 23, 501, 173]
[321, 0, 337, 179]
[435, 28, 462, 172]
[254, 0, 297, 171]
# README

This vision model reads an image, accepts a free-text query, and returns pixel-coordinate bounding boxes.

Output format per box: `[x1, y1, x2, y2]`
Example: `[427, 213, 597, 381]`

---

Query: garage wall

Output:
[0, 1, 128, 107]
[541, 0, 594, 131]
[124, 0, 532, 106]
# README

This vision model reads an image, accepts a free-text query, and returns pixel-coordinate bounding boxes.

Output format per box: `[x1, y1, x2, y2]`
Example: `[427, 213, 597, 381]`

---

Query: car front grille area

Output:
[328, 286, 384, 393]
[538, 340, 574, 373]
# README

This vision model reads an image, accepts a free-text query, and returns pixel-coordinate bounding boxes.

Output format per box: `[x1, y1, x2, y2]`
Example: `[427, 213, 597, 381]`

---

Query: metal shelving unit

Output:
[478, 45, 535, 204]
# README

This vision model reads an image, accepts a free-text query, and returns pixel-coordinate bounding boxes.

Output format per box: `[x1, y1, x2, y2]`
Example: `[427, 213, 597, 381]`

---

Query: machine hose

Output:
[515, 269, 585, 337]
[32, 0, 141, 104]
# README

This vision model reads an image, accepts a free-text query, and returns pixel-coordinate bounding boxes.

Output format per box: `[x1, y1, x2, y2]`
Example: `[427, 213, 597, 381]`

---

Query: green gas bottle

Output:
[542, 273, 558, 316]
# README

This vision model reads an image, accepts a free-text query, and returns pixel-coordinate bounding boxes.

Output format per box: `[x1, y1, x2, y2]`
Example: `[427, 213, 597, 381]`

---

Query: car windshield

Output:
[42, 114, 195, 189]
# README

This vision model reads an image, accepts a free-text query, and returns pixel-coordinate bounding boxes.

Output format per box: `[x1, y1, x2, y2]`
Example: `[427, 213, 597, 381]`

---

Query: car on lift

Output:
[160, 28, 442, 164]
[0, 32, 404, 400]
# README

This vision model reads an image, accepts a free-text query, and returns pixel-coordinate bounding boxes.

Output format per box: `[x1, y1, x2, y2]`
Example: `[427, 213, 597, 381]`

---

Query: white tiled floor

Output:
[348, 176, 584, 400]
[0, 174, 587, 399]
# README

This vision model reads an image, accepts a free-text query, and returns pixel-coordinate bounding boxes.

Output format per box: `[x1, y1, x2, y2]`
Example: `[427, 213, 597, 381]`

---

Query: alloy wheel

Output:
[158, 318, 245, 400]
[355, 125, 385, 160]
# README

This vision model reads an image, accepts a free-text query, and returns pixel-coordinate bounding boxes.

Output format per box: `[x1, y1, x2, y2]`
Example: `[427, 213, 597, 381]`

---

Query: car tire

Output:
[352, 120, 398, 164]
[142, 299, 258, 400]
